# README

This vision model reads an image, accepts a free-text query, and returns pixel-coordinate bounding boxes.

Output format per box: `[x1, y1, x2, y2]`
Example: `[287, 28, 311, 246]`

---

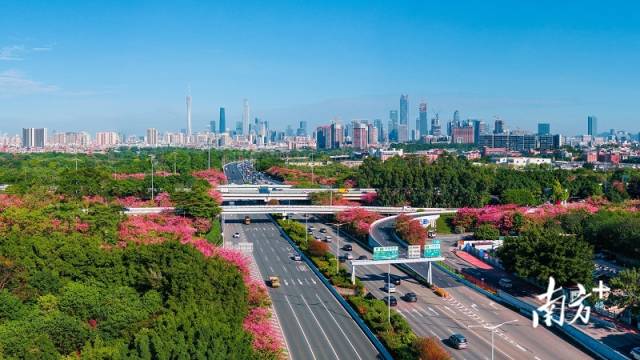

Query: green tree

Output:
[609, 268, 640, 314]
[474, 224, 500, 240]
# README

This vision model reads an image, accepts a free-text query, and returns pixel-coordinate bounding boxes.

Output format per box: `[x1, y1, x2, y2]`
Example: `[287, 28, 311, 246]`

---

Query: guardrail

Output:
[270, 216, 394, 360]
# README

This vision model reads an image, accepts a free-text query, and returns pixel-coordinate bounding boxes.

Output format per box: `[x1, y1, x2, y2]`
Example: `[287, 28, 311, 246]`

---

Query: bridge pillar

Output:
[427, 261, 433, 285]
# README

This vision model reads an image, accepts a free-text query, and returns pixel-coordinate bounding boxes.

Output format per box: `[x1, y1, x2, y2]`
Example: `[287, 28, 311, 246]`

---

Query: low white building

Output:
[493, 157, 552, 167]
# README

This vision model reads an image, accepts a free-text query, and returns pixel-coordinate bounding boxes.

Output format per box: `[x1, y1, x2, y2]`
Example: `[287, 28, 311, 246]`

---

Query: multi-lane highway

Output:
[223, 161, 382, 360]
[367, 215, 593, 360]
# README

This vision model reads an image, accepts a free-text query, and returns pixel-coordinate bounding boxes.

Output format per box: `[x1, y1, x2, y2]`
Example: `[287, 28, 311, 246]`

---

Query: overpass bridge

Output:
[217, 184, 376, 202]
[124, 205, 457, 216]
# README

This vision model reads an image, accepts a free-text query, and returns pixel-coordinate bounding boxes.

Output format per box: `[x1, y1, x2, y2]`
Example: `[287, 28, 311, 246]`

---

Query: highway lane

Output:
[369, 216, 594, 360]
[294, 214, 593, 360]
[225, 214, 381, 360]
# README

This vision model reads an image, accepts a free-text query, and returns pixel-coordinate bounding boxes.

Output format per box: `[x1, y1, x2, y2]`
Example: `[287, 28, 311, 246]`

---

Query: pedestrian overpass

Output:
[124, 205, 458, 216]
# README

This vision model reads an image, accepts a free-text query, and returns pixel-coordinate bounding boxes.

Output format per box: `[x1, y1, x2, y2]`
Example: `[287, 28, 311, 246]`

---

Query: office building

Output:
[352, 121, 368, 150]
[451, 125, 474, 144]
[538, 123, 551, 135]
[331, 122, 344, 148]
[399, 94, 408, 142]
[389, 110, 399, 141]
[471, 120, 486, 144]
[210, 120, 216, 134]
[494, 119, 504, 134]
[297, 121, 308, 136]
[316, 125, 332, 149]
[430, 113, 442, 136]
[368, 123, 378, 146]
[219, 107, 226, 133]
[588, 116, 598, 136]
[22, 128, 47, 148]
[242, 99, 250, 136]
[419, 102, 428, 136]
[373, 118, 384, 142]
[453, 110, 460, 124]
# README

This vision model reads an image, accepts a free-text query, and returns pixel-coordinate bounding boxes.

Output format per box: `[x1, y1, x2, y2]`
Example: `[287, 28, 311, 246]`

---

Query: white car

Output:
[324, 236, 333, 242]
[293, 254, 302, 261]
[383, 283, 396, 293]
[345, 253, 354, 260]
[499, 278, 513, 288]
[232, 232, 240, 238]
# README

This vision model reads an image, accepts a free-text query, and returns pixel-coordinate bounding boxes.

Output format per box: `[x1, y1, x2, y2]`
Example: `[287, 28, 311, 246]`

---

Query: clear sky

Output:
[1, 0, 639, 136]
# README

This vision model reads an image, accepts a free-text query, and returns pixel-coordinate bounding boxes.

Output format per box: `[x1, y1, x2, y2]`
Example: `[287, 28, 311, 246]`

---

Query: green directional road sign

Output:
[373, 246, 399, 260]
[423, 240, 441, 258]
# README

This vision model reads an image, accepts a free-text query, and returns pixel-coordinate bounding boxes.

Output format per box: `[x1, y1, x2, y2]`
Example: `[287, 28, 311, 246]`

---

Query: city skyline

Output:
[2, 1, 640, 135]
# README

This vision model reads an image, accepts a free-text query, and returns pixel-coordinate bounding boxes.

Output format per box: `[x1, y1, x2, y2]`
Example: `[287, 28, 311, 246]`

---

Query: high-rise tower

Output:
[419, 102, 428, 136]
[399, 94, 408, 142]
[588, 116, 598, 136]
[242, 99, 250, 136]
[186, 93, 192, 139]
[219, 107, 226, 133]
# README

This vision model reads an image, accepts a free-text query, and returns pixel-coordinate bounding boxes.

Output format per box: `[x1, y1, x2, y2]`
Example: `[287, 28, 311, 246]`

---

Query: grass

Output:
[205, 216, 223, 245]
[436, 214, 454, 235]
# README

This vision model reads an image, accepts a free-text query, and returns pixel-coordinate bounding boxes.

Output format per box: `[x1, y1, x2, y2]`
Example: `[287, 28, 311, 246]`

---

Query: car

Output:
[364, 292, 377, 300]
[308, 229, 314, 234]
[314, 236, 322, 240]
[630, 347, 640, 360]
[382, 296, 397, 306]
[309, 225, 315, 230]
[383, 282, 396, 293]
[319, 228, 327, 233]
[499, 278, 513, 289]
[403, 292, 418, 302]
[269, 276, 280, 288]
[345, 253, 354, 260]
[343, 244, 353, 251]
[232, 232, 240, 238]
[324, 236, 333, 242]
[293, 254, 302, 261]
[386, 274, 401, 285]
[448, 334, 468, 349]
[357, 255, 368, 260]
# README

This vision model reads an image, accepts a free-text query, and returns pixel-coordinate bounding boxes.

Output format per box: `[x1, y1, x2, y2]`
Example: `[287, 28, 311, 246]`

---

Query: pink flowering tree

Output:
[336, 208, 383, 238]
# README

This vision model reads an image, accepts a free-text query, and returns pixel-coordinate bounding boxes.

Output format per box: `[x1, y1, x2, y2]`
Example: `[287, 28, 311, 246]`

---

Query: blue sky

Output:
[1, 0, 639, 136]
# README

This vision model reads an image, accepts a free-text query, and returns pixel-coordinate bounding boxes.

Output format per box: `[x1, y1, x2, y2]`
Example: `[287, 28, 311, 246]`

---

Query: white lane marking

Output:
[310, 278, 317, 285]
[534, 356, 542, 360]
[427, 307, 439, 316]
[300, 294, 340, 360]
[429, 330, 438, 337]
[412, 309, 424, 317]
[471, 303, 479, 311]
[269, 266, 275, 273]
[282, 265, 288, 273]
[443, 306, 456, 314]
[283, 279, 289, 286]
[489, 302, 499, 309]
[305, 279, 310, 285]
[315, 293, 363, 360]
[284, 295, 317, 360]
[516, 344, 527, 352]
[298, 278, 303, 285]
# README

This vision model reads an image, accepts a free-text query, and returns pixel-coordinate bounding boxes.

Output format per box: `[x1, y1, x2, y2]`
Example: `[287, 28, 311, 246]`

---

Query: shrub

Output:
[308, 240, 329, 257]
[474, 223, 500, 240]
[414, 337, 451, 360]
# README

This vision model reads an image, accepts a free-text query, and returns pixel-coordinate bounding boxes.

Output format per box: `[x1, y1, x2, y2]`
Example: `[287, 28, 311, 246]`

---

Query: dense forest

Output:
[0, 150, 277, 359]
[357, 155, 640, 207]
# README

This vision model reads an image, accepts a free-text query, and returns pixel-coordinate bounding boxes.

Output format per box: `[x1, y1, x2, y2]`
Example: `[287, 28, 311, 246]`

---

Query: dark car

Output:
[364, 292, 376, 300]
[386, 274, 401, 285]
[403, 292, 418, 302]
[357, 255, 368, 260]
[343, 244, 353, 251]
[448, 334, 468, 349]
[319, 228, 327, 233]
[382, 296, 397, 307]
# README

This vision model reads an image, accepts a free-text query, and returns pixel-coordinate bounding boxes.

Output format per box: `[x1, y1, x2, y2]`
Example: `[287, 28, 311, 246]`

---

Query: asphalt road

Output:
[223, 162, 381, 360]
[289, 213, 594, 360]
[225, 214, 381, 360]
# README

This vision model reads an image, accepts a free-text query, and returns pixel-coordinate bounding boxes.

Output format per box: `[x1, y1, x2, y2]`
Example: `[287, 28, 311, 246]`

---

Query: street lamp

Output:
[469, 319, 518, 360]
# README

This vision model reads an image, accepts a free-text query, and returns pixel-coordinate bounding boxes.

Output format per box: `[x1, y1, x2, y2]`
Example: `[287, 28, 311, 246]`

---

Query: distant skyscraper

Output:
[399, 95, 409, 141]
[242, 99, 250, 136]
[22, 128, 47, 148]
[453, 110, 460, 125]
[297, 121, 308, 136]
[494, 119, 504, 134]
[415, 117, 420, 139]
[367, 123, 378, 146]
[538, 123, 551, 135]
[186, 94, 192, 139]
[470, 120, 486, 144]
[419, 102, 428, 136]
[430, 113, 442, 136]
[389, 110, 399, 141]
[210, 120, 216, 134]
[219, 107, 226, 133]
[588, 116, 598, 136]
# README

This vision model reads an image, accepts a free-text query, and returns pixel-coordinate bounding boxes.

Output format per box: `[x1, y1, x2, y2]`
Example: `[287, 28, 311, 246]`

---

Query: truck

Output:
[244, 216, 251, 225]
